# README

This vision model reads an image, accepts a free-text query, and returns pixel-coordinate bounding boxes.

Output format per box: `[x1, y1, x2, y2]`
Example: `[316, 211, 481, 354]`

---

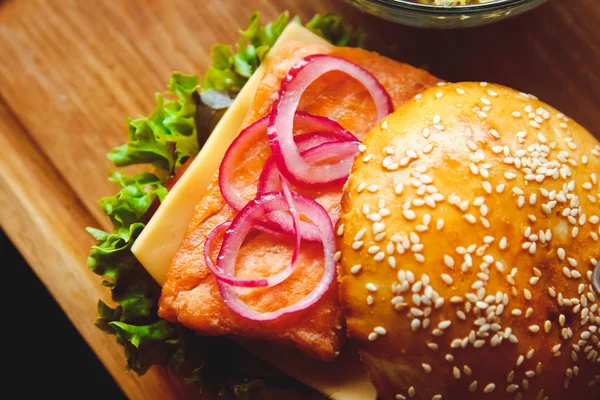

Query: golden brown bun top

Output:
[337, 82, 600, 400]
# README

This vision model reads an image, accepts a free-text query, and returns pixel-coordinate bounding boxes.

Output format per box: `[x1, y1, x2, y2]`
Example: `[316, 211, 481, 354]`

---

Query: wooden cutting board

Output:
[0, 0, 599, 399]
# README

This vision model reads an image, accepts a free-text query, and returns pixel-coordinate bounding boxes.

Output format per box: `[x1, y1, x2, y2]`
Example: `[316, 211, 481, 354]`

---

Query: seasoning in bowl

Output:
[414, 0, 494, 4]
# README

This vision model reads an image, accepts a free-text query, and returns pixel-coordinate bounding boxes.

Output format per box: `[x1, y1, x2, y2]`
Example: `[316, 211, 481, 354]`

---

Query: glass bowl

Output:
[345, 0, 548, 28]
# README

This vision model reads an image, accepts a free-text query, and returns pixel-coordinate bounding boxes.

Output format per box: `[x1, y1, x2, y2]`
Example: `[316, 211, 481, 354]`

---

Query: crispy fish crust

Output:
[158, 41, 438, 361]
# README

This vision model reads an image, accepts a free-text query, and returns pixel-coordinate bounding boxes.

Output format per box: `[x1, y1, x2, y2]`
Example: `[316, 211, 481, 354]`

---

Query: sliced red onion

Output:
[258, 131, 357, 193]
[203, 180, 302, 288]
[219, 112, 355, 211]
[206, 55, 390, 321]
[280, 176, 301, 267]
[258, 140, 359, 195]
[267, 54, 392, 186]
[216, 192, 335, 321]
[258, 140, 358, 240]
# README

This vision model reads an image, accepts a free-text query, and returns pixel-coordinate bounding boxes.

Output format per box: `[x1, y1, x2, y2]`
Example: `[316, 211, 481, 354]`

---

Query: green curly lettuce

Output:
[306, 13, 368, 48]
[107, 73, 201, 174]
[202, 11, 368, 95]
[87, 10, 366, 399]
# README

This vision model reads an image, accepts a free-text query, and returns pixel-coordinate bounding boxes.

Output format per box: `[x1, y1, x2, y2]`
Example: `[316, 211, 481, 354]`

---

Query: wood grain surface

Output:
[0, 0, 598, 398]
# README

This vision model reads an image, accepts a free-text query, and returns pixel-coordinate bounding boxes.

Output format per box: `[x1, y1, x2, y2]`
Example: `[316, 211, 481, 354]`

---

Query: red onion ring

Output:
[215, 192, 335, 321]
[203, 178, 301, 288]
[280, 176, 301, 267]
[258, 140, 359, 195]
[206, 54, 392, 321]
[267, 54, 393, 186]
[219, 112, 355, 211]
[258, 140, 358, 240]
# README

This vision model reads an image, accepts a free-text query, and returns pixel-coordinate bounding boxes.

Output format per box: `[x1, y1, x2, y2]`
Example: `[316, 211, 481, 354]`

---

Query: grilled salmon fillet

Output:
[158, 40, 439, 360]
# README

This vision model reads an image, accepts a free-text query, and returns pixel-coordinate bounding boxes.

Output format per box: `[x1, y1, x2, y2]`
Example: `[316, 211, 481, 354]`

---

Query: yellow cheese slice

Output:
[132, 21, 329, 285]
[131, 22, 376, 400]
[238, 340, 377, 400]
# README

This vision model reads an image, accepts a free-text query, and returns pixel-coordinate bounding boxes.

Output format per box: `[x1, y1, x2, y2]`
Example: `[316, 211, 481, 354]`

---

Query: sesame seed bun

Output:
[337, 82, 600, 400]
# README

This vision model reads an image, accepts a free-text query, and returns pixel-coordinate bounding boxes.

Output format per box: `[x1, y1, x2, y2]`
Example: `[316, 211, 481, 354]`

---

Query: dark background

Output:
[3, 229, 125, 399]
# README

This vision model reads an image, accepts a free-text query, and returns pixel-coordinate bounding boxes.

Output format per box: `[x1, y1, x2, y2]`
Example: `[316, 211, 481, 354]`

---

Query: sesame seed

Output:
[334, 251, 342, 262]
[388, 256, 397, 269]
[469, 381, 478, 392]
[528, 325, 540, 333]
[411, 307, 424, 317]
[441, 274, 453, 285]
[368, 332, 378, 341]
[427, 342, 439, 350]
[482, 181, 492, 194]
[529, 277, 539, 285]
[351, 265, 362, 274]
[422, 363, 432, 373]
[368, 245, 380, 254]
[374, 326, 387, 335]
[452, 366, 461, 379]
[526, 307, 534, 318]
[483, 383, 496, 393]
[408, 387, 416, 398]
[403, 209, 416, 220]
[552, 344, 561, 353]
[411, 319, 421, 331]
[366, 283, 378, 292]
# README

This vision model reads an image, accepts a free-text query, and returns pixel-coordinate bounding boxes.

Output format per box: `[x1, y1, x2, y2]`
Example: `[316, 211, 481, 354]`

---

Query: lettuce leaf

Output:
[88, 10, 366, 399]
[203, 12, 368, 96]
[108, 73, 200, 174]
[306, 13, 368, 48]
